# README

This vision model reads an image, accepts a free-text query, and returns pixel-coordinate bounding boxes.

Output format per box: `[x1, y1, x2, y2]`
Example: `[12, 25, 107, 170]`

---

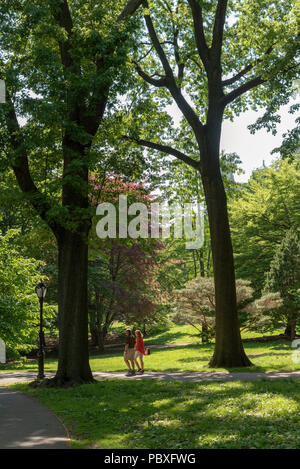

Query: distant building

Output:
[254, 159, 267, 172]
[227, 171, 235, 182]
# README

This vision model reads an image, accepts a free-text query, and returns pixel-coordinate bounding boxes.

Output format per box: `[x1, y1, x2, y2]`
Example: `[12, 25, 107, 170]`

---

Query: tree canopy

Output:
[230, 158, 300, 292]
[0, 230, 55, 358]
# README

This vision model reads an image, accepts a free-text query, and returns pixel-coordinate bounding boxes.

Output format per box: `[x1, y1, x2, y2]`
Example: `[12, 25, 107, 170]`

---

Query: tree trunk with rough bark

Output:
[89, 310, 99, 347]
[51, 230, 95, 386]
[285, 312, 298, 341]
[97, 324, 107, 353]
[200, 131, 252, 367]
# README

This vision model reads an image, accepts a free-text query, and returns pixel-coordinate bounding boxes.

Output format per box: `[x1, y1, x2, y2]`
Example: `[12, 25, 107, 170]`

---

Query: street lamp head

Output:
[35, 282, 47, 300]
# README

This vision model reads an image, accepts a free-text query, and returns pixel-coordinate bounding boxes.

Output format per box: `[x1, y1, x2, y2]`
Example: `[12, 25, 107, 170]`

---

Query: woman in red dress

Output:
[134, 330, 146, 374]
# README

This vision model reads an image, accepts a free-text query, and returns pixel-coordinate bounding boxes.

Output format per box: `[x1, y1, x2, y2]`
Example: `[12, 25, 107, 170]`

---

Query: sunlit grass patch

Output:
[1, 338, 299, 374]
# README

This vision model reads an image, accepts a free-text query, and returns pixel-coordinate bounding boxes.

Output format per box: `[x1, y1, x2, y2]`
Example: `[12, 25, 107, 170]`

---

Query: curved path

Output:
[0, 387, 70, 449]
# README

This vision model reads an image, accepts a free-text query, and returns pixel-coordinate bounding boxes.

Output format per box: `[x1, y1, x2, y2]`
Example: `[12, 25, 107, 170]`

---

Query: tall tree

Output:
[88, 174, 164, 350]
[230, 158, 300, 293]
[123, 0, 298, 366]
[0, 0, 144, 385]
[155, 151, 243, 283]
[264, 229, 300, 340]
[88, 242, 161, 350]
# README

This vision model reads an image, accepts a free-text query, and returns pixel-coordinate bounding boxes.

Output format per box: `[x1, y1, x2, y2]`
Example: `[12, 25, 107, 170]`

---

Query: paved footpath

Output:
[1, 369, 300, 386]
[0, 386, 70, 449]
[1, 369, 299, 449]
[94, 370, 300, 382]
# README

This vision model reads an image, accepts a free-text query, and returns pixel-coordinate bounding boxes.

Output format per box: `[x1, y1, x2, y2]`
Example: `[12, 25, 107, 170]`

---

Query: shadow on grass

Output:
[15, 379, 300, 449]
[144, 330, 201, 345]
[243, 341, 291, 351]
[0, 359, 58, 373]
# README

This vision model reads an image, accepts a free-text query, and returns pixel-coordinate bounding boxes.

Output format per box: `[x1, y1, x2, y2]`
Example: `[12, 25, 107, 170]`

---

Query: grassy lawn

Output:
[1, 340, 299, 374]
[1, 324, 297, 374]
[110, 322, 270, 345]
[11, 379, 300, 449]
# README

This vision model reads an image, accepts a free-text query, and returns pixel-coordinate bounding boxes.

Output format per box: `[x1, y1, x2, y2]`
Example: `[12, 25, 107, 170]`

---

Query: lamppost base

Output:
[29, 377, 47, 388]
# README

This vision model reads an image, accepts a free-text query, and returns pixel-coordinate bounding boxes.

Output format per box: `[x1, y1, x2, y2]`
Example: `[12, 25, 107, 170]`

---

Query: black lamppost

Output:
[35, 282, 47, 380]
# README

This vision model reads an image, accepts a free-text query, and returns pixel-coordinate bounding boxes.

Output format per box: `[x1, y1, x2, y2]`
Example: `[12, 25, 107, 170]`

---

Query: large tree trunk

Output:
[51, 229, 95, 386]
[200, 134, 252, 367]
[97, 324, 107, 353]
[89, 309, 99, 346]
[285, 312, 298, 340]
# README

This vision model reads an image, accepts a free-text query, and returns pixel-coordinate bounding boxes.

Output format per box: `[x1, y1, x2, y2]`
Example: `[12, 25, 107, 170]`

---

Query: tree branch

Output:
[4, 90, 60, 236]
[122, 136, 200, 170]
[117, 0, 144, 23]
[174, 27, 184, 85]
[134, 61, 168, 87]
[222, 43, 297, 106]
[211, 0, 228, 63]
[222, 64, 254, 87]
[86, 0, 145, 134]
[222, 44, 274, 87]
[50, 0, 76, 73]
[222, 75, 265, 106]
[141, 1, 204, 136]
[187, 0, 210, 72]
[142, 1, 174, 78]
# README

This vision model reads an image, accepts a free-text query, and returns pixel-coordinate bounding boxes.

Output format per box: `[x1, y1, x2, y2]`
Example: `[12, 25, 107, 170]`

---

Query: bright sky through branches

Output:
[220, 100, 298, 182]
[168, 98, 298, 183]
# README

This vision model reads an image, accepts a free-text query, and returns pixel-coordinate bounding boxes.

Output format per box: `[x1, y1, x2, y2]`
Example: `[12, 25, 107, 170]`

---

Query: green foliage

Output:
[150, 151, 243, 290]
[264, 229, 300, 335]
[88, 175, 169, 346]
[265, 229, 300, 294]
[230, 158, 300, 293]
[127, 0, 298, 135]
[0, 0, 148, 230]
[172, 276, 282, 336]
[0, 230, 56, 358]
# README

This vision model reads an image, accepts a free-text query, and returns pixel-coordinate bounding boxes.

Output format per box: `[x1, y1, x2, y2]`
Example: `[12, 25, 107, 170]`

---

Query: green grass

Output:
[108, 322, 203, 345]
[11, 379, 300, 449]
[1, 324, 296, 373]
[110, 321, 275, 345]
[91, 340, 300, 373]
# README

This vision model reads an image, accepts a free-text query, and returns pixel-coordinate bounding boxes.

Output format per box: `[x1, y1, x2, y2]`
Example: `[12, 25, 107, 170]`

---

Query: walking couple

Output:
[124, 329, 147, 376]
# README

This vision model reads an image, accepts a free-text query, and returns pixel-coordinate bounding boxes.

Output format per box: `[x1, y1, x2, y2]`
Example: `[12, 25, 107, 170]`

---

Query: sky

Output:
[220, 100, 298, 182]
[168, 98, 298, 183]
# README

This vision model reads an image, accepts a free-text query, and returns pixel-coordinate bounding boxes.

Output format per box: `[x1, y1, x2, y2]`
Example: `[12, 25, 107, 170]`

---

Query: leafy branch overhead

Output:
[0, 0, 147, 385]
[125, 0, 298, 163]
[0, 0, 145, 237]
